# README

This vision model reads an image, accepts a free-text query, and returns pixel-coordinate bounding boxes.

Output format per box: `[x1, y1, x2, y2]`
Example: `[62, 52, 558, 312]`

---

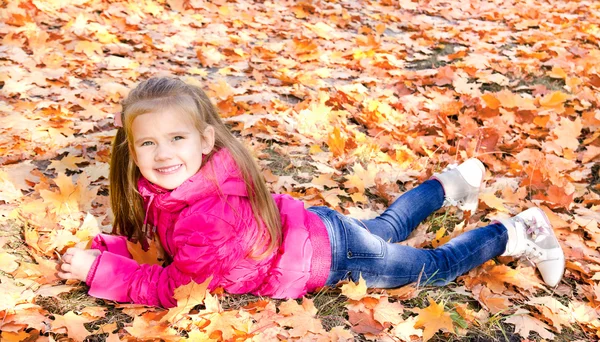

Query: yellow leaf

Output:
[431, 227, 451, 248]
[539, 91, 570, 107]
[341, 274, 367, 300]
[479, 192, 507, 212]
[547, 66, 567, 79]
[162, 277, 212, 323]
[413, 297, 454, 341]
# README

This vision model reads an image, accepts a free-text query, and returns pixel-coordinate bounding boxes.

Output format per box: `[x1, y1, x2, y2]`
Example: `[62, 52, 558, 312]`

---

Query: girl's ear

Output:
[201, 125, 215, 155]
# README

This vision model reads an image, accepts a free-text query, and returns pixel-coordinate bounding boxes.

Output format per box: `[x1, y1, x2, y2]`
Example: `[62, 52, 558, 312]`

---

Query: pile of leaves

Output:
[1, 0, 599, 340]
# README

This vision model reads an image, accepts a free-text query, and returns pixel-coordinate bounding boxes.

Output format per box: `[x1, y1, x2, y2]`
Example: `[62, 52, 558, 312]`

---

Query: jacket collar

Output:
[137, 148, 248, 213]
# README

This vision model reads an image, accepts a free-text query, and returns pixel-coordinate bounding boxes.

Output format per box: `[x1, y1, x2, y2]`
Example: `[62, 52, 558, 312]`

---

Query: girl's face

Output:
[130, 110, 215, 190]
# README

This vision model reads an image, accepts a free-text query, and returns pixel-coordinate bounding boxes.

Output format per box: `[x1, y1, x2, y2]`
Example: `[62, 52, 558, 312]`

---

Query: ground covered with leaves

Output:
[1, 0, 599, 341]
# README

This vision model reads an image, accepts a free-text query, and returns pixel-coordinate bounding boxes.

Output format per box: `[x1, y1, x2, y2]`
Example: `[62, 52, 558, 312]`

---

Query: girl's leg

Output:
[360, 180, 444, 242]
[325, 213, 508, 288]
[359, 158, 485, 242]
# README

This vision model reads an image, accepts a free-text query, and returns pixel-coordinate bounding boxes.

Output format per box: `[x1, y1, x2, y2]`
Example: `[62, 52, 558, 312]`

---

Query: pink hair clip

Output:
[114, 113, 123, 128]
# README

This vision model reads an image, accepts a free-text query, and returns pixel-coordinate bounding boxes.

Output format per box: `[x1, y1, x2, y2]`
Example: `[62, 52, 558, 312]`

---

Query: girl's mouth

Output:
[156, 164, 182, 173]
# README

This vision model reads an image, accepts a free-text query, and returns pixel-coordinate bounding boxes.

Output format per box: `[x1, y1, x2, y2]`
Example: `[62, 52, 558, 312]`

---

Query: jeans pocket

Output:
[340, 215, 385, 259]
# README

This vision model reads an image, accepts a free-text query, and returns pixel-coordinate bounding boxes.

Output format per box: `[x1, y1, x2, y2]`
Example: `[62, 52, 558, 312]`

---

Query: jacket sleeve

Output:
[86, 213, 242, 308]
[90, 233, 132, 258]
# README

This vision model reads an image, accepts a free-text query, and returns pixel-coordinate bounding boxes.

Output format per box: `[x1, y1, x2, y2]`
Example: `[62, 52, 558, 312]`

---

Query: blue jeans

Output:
[308, 180, 508, 288]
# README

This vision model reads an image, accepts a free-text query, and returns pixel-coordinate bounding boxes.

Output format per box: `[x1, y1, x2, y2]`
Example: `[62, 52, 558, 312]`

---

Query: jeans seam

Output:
[439, 228, 504, 280]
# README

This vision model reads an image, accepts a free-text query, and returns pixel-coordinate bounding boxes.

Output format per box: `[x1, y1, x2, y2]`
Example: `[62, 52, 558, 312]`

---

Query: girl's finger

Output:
[60, 262, 71, 272]
[62, 253, 72, 263]
[57, 271, 75, 279]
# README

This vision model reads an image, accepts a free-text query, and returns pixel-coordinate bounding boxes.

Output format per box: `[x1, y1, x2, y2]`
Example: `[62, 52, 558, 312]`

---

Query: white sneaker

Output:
[431, 158, 485, 212]
[499, 207, 565, 287]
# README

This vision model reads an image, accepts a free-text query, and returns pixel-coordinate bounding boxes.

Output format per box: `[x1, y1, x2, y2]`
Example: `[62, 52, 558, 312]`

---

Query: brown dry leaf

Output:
[413, 297, 455, 341]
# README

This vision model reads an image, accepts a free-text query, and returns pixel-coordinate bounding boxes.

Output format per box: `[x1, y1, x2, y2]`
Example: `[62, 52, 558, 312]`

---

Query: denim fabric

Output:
[308, 180, 508, 288]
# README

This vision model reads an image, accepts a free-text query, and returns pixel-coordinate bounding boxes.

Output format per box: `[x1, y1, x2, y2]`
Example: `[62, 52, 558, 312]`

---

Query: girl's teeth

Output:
[158, 165, 181, 173]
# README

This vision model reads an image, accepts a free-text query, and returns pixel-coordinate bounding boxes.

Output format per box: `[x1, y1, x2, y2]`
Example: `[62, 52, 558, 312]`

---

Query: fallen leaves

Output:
[1, 0, 599, 340]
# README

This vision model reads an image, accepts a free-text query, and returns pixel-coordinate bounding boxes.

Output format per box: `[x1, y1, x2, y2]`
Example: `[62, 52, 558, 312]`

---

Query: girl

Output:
[58, 77, 565, 308]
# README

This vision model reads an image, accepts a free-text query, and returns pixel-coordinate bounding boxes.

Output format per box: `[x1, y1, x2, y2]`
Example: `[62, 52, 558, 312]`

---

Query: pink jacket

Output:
[86, 149, 331, 308]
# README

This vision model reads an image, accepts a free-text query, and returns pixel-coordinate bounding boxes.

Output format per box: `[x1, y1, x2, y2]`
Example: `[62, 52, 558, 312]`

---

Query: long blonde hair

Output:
[109, 77, 282, 256]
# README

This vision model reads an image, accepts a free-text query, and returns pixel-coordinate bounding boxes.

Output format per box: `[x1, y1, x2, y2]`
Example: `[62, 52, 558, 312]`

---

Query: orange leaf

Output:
[327, 127, 346, 158]
[126, 237, 166, 266]
[480, 93, 501, 110]
[413, 297, 454, 342]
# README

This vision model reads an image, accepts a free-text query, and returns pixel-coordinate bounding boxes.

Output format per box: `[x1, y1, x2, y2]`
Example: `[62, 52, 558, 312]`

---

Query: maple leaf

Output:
[504, 309, 555, 340]
[528, 296, 571, 332]
[276, 298, 326, 337]
[125, 313, 181, 341]
[341, 274, 368, 300]
[413, 297, 455, 342]
[126, 237, 166, 266]
[39, 173, 96, 216]
[203, 307, 253, 341]
[52, 311, 94, 341]
[162, 277, 212, 323]
[373, 296, 404, 325]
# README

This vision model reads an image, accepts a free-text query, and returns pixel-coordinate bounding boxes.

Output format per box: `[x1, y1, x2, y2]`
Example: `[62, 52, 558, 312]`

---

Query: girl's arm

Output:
[85, 213, 240, 308]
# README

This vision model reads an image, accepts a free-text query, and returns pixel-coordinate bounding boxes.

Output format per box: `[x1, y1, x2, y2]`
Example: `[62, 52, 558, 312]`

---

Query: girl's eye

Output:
[141, 141, 153, 147]
[173, 136, 184, 141]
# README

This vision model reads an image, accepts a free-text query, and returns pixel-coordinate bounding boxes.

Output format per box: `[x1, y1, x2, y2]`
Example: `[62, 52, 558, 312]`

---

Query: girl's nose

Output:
[154, 144, 173, 161]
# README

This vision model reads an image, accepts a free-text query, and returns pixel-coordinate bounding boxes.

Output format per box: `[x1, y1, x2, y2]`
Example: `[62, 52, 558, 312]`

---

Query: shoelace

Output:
[513, 216, 549, 260]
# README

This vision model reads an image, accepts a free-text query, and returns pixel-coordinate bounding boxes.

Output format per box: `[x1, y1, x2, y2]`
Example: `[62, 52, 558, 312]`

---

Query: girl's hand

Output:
[58, 248, 101, 282]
